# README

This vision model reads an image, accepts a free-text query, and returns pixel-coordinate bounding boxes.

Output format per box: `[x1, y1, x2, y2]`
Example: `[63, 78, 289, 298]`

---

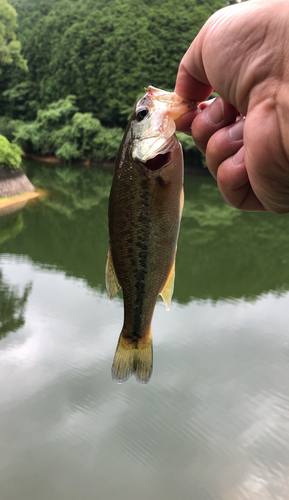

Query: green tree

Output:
[0, 0, 27, 72]
[15, 95, 123, 162]
[0, 133, 23, 168]
[4, 0, 230, 126]
[2, 81, 38, 119]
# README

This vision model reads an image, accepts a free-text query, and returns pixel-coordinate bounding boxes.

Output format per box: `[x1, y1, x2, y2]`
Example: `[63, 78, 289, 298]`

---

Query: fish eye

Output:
[136, 108, 149, 121]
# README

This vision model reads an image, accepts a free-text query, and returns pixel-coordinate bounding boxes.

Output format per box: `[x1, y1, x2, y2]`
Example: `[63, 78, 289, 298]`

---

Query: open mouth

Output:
[144, 152, 171, 171]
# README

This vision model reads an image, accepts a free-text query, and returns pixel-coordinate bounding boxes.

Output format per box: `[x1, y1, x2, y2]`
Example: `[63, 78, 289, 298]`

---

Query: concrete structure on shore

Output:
[0, 167, 39, 212]
[0, 167, 35, 198]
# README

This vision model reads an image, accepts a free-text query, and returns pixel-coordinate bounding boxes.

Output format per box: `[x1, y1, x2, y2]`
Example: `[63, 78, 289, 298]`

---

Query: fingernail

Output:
[228, 118, 244, 141]
[206, 97, 224, 125]
[233, 146, 245, 165]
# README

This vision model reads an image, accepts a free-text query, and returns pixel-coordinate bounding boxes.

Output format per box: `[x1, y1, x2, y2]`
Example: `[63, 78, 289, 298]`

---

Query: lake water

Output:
[1, 160, 289, 500]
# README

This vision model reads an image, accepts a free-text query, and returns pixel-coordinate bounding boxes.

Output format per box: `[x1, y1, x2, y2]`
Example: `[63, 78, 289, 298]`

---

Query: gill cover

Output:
[132, 86, 193, 163]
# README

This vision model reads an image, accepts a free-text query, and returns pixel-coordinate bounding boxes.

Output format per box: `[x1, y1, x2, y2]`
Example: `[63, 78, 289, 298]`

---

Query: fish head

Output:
[131, 86, 195, 172]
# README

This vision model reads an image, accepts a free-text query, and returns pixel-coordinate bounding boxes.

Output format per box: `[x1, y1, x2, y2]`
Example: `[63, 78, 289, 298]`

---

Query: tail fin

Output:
[111, 332, 153, 384]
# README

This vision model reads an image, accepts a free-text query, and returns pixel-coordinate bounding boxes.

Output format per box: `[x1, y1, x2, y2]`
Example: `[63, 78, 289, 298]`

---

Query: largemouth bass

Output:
[106, 86, 194, 383]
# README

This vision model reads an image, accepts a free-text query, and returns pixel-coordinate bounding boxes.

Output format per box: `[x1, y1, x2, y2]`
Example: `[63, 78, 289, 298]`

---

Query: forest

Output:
[0, 0, 239, 166]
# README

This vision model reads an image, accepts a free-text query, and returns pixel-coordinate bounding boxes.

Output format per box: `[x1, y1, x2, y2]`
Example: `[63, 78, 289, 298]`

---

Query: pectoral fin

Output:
[160, 258, 175, 311]
[106, 247, 121, 300]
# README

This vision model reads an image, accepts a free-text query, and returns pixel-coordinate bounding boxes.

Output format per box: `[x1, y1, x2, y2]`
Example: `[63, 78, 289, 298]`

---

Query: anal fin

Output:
[180, 186, 184, 218]
[105, 247, 121, 300]
[160, 257, 175, 311]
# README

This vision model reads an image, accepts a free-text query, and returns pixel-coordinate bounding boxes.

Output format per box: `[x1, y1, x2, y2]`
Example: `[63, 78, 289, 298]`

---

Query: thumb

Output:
[175, 64, 213, 102]
[174, 17, 214, 102]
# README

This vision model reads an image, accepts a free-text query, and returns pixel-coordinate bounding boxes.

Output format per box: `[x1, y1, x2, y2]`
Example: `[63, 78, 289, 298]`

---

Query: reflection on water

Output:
[1, 160, 289, 500]
[0, 269, 32, 339]
[0, 210, 24, 246]
[5, 160, 289, 302]
[178, 174, 289, 302]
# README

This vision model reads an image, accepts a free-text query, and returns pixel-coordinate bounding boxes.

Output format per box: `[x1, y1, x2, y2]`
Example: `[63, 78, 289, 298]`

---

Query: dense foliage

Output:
[0, 0, 238, 163]
[0, 0, 27, 73]
[15, 95, 123, 162]
[2, 0, 236, 125]
[0, 133, 22, 168]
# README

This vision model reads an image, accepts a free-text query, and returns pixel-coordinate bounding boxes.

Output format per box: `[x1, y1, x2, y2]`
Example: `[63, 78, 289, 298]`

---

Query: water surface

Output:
[1, 160, 289, 500]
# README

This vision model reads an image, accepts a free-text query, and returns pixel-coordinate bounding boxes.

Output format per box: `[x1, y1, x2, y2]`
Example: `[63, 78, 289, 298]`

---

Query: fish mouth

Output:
[141, 134, 180, 174]
[144, 152, 171, 172]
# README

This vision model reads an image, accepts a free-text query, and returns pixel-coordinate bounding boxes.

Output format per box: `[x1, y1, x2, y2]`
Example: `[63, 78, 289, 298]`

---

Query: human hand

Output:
[175, 0, 289, 214]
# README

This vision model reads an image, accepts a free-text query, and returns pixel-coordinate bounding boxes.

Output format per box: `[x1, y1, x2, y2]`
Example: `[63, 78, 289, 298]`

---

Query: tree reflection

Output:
[175, 175, 289, 303]
[0, 211, 24, 247]
[4, 161, 289, 304]
[0, 207, 31, 338]
[0, 271, 32, 339]
[25, 162, 113, 218]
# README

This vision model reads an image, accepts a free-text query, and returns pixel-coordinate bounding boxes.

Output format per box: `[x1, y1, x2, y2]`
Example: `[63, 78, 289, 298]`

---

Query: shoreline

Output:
[25, 153, 91, 166]
[24, 154, 209, 174]
[25, 154, 115, 168]
[0, 191, 39, 210]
